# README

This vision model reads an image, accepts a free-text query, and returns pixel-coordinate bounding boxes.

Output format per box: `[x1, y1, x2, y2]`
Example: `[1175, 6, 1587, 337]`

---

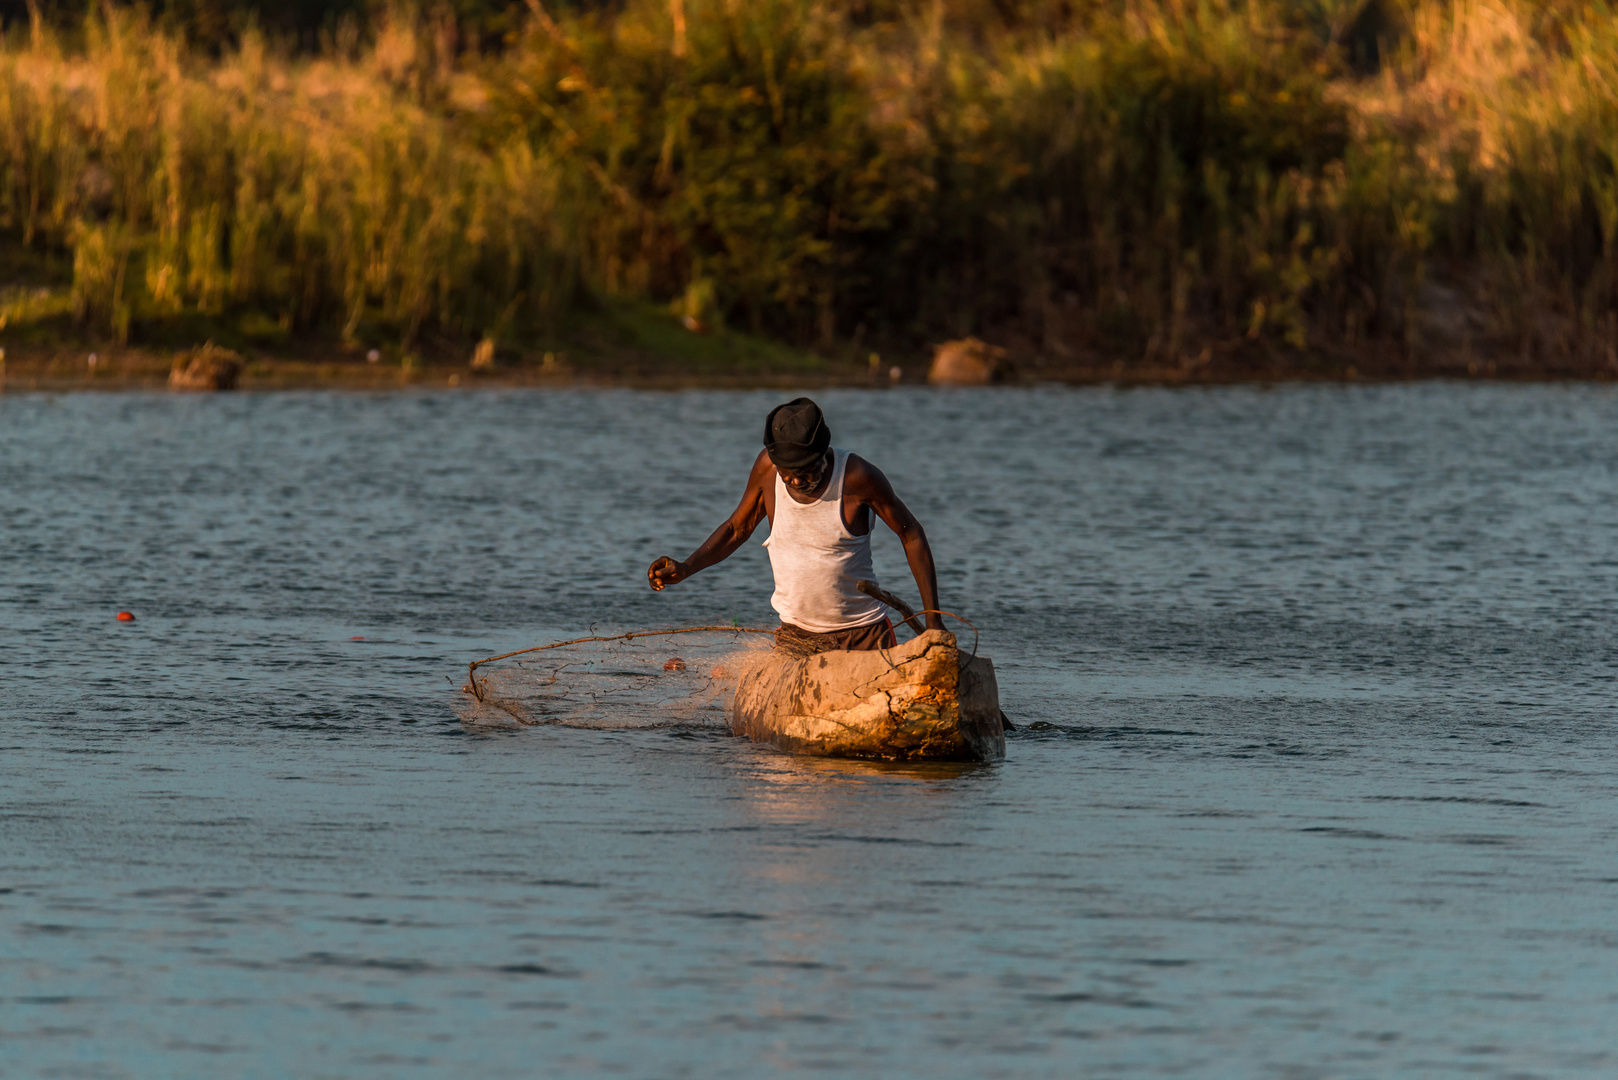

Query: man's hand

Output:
[646, 451, 771, 594]
[648, 556, 687, 591]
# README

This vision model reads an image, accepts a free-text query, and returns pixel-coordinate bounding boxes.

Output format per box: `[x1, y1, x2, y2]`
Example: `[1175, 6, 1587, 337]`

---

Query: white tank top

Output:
[763, 448, 887, 632]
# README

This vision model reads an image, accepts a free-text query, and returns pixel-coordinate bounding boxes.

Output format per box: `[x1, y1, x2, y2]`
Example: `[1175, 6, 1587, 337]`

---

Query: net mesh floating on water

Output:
[457, 627, 776, 731]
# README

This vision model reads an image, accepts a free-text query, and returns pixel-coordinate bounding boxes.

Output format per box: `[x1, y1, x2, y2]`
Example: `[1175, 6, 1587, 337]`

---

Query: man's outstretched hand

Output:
[647, 556, 687, 591]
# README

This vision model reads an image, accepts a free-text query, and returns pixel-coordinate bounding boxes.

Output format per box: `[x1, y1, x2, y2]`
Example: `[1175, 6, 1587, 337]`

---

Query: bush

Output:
[0, 0, 1615, 370]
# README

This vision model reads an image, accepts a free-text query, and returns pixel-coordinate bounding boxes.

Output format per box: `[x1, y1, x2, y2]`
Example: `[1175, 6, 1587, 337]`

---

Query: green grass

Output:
[0, 1, 1616, 379]
[564, 297, 829, 377]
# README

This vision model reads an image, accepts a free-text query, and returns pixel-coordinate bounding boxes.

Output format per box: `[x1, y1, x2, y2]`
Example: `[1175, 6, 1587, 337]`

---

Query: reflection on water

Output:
[739, 753, 990, 827]
[769, 755, 989, 783]
[2, 384, 1616, 1077]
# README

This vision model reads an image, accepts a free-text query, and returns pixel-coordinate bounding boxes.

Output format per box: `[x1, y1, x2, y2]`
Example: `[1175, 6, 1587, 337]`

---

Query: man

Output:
[647, 398, 943, 655]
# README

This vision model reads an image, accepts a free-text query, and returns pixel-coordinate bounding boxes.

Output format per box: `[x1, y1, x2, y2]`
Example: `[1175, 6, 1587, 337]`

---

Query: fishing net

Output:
[456, 627, 778, 731]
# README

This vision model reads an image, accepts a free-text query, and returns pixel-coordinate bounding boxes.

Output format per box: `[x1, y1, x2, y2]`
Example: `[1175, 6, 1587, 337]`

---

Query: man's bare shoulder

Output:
[842, 452, 886, 485]
[843, 452, 902, 502]
[747, 447, 776, 485]
[743, 448, 778, 511]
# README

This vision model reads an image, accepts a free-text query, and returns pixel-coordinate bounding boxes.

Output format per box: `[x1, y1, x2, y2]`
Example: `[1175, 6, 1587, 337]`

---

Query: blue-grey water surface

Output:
[2, 385, 1616, 1078]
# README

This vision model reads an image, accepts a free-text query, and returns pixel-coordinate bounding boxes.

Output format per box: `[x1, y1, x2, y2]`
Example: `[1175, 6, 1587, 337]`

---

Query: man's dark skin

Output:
[647, 448, 945, 632]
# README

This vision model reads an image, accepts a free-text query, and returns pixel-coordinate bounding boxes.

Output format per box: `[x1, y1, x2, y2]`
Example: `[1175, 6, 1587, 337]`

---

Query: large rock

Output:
[928, 337, 1011, 386]
[729, 630, 1004, 761]
[169, 343, 244, 391]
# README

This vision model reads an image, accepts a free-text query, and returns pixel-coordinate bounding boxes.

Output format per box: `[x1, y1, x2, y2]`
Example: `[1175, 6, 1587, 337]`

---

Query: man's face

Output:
[779, 451, 831, 495]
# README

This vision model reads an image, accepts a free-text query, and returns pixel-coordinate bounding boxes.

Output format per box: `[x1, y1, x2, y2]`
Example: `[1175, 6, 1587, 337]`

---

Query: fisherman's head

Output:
[765, 397, 832, 492]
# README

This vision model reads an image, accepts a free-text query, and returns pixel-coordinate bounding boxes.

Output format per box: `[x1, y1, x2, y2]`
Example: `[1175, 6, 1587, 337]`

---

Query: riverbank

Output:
[5, 275, 1613, 392]
[0, 294, 844, 391]
[6, 334, 1614, 393]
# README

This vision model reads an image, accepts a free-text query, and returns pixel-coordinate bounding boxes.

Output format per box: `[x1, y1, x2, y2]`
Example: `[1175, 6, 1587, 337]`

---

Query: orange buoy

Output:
[115, 611, 135, 622]
[663, 657, 687, 672]
[350, 636, 365, 641]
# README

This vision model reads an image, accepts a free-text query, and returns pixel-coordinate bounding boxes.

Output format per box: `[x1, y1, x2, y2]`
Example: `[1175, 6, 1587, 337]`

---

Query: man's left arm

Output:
[845, 456, 945, 632]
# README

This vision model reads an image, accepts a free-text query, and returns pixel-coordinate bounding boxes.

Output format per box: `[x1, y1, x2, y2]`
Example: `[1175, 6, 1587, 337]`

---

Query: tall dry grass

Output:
[1349, 0, 1618, 366]
[0, 7, 573, 347]
[0, 0, 1615, 368]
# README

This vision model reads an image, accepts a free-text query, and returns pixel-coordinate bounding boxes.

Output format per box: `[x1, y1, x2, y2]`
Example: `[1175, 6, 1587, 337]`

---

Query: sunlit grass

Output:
[0, 6, 573, 354]
[0, 0, 1613, 372]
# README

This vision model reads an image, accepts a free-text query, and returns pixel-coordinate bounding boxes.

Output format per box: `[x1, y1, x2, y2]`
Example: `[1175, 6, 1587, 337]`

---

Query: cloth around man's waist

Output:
[773, 618, 896, 658]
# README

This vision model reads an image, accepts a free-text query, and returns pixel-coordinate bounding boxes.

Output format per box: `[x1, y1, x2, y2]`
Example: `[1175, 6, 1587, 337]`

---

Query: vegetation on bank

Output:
[0, 1, 1616, 384]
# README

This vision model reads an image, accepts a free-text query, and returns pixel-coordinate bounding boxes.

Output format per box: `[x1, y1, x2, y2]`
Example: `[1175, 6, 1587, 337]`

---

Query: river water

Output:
[2, 385, 1615, 1078]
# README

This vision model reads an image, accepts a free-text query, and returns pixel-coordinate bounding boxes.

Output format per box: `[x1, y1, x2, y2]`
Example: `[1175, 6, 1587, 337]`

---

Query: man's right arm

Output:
[648, 450, 772, 591]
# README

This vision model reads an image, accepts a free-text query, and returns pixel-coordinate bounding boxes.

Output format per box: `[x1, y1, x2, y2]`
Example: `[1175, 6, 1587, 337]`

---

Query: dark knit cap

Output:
[763, 397, 831, 471]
